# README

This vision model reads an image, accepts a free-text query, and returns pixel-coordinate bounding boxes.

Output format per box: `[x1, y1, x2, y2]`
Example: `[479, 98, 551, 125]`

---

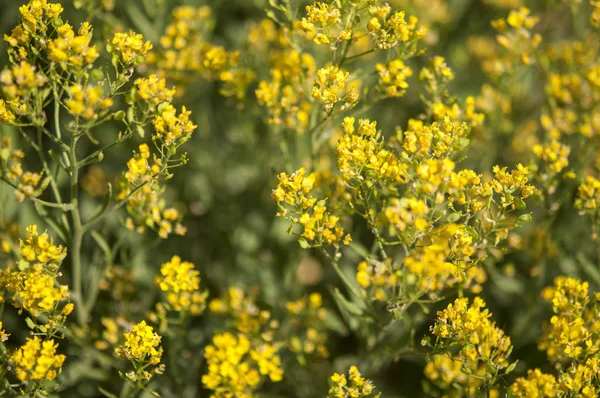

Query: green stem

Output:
[69, 135, 87, 326]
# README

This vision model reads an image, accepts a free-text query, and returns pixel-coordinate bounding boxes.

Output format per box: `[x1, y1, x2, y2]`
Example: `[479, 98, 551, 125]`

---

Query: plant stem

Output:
[69, 135, 86, 325]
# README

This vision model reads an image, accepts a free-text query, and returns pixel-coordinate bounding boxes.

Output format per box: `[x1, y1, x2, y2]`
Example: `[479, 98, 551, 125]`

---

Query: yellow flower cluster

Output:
[272, 168, 350, 248]
[0, 99, 15, 122]
[8, 265, 70, 317]
[428, 297, 514, 389]
[0, 321, 9, 342]
[286, 293, 329, 358]
[20, 224, 66, 267]
[149, 6, 254, 100]
[533, 140, 570, 174]
[492, 7, 542, 65]
[376, 59, 413, 97]
[0, 138, 44, 202]
[65, 84, 113, 120]
[209, 287, 271, 336]
[538, 276, 600, 361]
[201, 332, 283, 397]
[155, 255, 207, 315]
[328, 366, 378, 398]
[118, 144, 186, 239]
[3, 0, 63, 53]
[134, 74, 176, 108]
[356, 258, 399, 301]
[152, 104, 196, 147]
[367, 6, 426, 50]
[311, 66, 358, 112]
[115, 320, 162, 364]
[404, 225, 484, 294]
[110, 31, 152, 64]
[0, 60, 46, 116]
[576, 176, 600, 210]
[384, 197, 429, 233]
[297, 2, 346, 45]
[11, 337, 66, 382]
[401, 117, 469, 159]
[491, 164, 536, 207]
[255, 50, 315, 130]
[337, 117, 406, 185]
[509, 368, 559, 397]
[48, 22, 99, 70]
[424, 354, 483, 396]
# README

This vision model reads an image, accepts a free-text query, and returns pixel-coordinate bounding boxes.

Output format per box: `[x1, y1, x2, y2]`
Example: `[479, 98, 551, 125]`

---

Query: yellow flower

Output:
[11, 337, 66, 382]
[115, 320, 162, 365]
[155, 255, 207, 314]
[328, 366, 377, 398]
[110, 31, 152, 64]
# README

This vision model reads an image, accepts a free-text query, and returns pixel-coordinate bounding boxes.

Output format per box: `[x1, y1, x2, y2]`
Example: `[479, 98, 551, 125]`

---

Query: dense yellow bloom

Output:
[492, 7, 542, 65]
[135, 75, 176, 107]
[110, 31, 152, 64]
[491, 164, 536, 205]
[152, 104, 197, 147]
[202, 332, 282, 397]
[533, 140, 570, 174]
[155, 255, 207, 314]
[209, 287, 271, 335]
[424, 354, 485, 395]
[20, 225, 66, 267]
[328, 366, 377, 398]
[376, 59, 413, 97]
[0, 321, 9, 342]
[402, 117, 468, 159]
[367, 7, 426, 50]
[115, 320, 162, 364]
[510, 368, 559, 397]
[65, 84, 113, 119]
[385, 197, 429, 232]
[355, 258, 399, 301]
[538, 276, 600, 361]
[11, 337, 66, 382]
[48, 22, 99, 69]
[0, 99, 15, 122]
[337, 118, 406, 184]
[311, 66, 358, 111]
[431, 297, 513, 374]
[9, 265, 69, 316]
[575, 176, 600, 210]
[272, 168, 350, 247]
[1, 60, 47, 100]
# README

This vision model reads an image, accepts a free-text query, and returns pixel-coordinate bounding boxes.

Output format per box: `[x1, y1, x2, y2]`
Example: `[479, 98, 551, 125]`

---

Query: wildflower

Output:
[209, 287, 271, 335]
[202, 332, 283, 396]
[575, 176, 600, 210]
[509, 369, 559, 397]
[492, 7, 542, 65]
[533, 140, 570, 174]
[110, 31, 152, 64]
[65, 84, 113, 119]
[0, 321, 9, 342]
[155, 255, 207, 314]
[328, 366, 378, 398]
[376, 59, 413, 97]
[115, 320, 162, 365]
[311, 66, 358, 111]
[0, 99, 15, 123]
[11, 337, 66, 381]
[152, 104, 197, 147]
[48, 22, 99, 69]
[20, 224, 66, 267]
[9, 265, 70, 316]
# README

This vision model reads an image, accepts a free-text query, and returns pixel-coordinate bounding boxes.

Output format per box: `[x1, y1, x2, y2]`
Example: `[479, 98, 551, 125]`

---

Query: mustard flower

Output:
[115, 320, 162, 365]
[155, 255, 207, 314]
[11, 337, 66, 382]
[328, 366, 379, 398]
[110, 31, 152, 64]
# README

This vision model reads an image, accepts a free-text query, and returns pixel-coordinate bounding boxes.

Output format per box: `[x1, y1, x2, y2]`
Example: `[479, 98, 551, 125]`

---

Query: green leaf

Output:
[25, 317, 36, 329]
[447, 212, 461, 223]
[98, 387, 118, 398]
[333, 288, 363, 316]
[136, 125, 145, 138]
[298, 237, 310, 249]
[506, 360, 518, 374]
